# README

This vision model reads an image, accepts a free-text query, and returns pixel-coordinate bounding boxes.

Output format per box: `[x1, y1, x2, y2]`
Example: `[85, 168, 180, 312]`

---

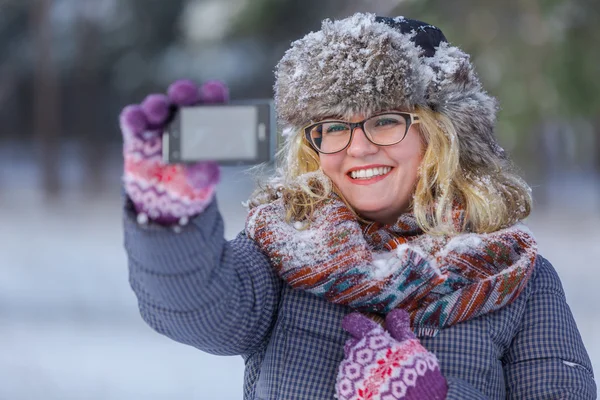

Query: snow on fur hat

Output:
[274, 13, 506, 166]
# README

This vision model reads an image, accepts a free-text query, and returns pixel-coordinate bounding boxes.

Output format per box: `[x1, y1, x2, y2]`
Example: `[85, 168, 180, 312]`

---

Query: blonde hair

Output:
[413, 107, 532, 234]
[248, 106, 532, 234]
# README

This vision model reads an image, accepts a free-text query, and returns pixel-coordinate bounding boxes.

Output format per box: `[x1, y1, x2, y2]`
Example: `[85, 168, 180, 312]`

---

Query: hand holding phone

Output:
[120, 79, 228, 226]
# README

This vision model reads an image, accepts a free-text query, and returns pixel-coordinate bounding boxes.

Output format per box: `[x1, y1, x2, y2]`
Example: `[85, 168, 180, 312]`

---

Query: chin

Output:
[354, 204, 393, 221]
[347, 199, 382, 213]
[350, 197, 392, 212]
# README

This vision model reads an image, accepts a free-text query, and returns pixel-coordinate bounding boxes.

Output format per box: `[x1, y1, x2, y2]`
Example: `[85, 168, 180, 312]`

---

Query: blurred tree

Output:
[72, 1, 104, 194]
[31, 0, 61, 198]
[1, 0, 193, 195]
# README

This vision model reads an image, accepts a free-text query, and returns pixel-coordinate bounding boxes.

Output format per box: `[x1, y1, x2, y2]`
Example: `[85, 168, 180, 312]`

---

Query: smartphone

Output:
[163, 100, 277, 165]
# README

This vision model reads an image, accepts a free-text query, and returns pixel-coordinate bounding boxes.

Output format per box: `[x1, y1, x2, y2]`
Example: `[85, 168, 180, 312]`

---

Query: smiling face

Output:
[318, 114, 424, 224]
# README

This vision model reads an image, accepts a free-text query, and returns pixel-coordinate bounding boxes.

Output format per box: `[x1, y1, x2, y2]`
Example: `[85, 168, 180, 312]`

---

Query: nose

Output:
[346, 127, 378, 157]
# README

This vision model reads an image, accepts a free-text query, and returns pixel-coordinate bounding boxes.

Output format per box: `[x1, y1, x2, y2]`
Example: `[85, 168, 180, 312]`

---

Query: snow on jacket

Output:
[124, 199, 596, 399]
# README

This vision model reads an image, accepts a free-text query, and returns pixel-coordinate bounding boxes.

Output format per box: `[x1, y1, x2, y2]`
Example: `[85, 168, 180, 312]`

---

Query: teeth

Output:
[350, 167, 391, 179]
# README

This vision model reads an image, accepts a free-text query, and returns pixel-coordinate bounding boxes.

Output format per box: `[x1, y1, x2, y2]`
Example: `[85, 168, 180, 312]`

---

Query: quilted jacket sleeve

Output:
[502, 256, 597, 399]
[123, 197, 283, 356]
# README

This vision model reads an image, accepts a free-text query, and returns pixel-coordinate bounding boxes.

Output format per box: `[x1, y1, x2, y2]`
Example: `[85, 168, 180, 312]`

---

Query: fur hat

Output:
[274, 13, 506, 166]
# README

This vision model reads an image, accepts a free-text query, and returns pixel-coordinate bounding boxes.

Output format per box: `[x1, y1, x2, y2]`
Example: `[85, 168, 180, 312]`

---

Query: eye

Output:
[324, 123, 348, 134]
[374, 117, 401, 127]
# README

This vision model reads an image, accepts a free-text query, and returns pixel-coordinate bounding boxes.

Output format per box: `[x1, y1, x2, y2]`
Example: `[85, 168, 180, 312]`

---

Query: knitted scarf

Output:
[245, 196, 537, 337]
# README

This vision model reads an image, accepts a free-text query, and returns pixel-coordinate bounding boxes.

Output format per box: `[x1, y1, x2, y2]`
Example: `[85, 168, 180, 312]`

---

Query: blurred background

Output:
[1, 0, 598, 398]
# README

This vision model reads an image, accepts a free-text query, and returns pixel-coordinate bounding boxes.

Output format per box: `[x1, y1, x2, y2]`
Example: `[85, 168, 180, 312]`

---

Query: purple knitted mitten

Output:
[336, 310, 448, 400]
[120, 79, 228, 226]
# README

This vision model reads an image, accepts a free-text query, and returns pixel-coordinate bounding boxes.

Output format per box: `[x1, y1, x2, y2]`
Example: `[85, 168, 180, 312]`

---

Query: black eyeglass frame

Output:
[303, 112, 421, 154]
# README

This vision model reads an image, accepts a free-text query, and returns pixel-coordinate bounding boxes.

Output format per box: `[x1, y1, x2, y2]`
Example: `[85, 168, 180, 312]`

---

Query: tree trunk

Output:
[31, 0, 61, 198]
[73, 3, 104, 195]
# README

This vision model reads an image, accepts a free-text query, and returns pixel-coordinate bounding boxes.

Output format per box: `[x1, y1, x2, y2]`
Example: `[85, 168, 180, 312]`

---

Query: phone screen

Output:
[179, 106, 259, 161]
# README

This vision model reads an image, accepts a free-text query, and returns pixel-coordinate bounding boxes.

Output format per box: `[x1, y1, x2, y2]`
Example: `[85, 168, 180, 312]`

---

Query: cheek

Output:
[318, 155, 342, 179]
[399, 134, 424, 174]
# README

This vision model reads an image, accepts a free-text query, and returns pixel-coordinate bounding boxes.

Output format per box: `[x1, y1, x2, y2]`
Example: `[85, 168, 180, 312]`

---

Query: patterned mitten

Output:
[120, 79, 228, 225]
[336, 309, 448, 400]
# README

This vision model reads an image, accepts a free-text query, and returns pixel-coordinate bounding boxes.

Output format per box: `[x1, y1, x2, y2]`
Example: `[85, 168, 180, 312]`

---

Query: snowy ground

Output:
[1, 145, 598, 399]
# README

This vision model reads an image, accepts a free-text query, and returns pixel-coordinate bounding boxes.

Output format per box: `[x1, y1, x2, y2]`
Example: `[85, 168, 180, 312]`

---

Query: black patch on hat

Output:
[375, 16, 448, 57]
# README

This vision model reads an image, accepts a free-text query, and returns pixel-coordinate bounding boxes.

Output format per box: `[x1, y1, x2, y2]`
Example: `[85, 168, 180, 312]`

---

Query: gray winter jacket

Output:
[124, 199, 596, 399]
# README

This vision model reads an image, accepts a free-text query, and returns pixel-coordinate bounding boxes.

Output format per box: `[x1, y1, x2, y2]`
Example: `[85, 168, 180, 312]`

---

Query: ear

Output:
[385, 309, 416, 342]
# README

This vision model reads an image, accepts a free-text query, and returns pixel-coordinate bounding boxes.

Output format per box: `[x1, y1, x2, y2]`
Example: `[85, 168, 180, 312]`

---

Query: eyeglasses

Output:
[303, 112, 420, 154]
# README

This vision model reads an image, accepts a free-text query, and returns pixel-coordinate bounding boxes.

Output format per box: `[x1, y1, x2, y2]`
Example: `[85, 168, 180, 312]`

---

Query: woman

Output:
[121, 13, 596, 399]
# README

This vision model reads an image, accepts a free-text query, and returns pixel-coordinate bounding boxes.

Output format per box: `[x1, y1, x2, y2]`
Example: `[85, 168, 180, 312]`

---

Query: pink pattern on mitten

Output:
[336, 310, 448, 400]
[120, 79, 229, 226]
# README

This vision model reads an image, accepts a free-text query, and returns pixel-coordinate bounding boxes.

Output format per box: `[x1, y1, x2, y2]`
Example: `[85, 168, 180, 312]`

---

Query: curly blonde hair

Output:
[248, 106, 532, 235]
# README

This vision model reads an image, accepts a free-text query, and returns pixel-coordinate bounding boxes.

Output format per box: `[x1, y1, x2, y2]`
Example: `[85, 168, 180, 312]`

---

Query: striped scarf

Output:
[246, 196, 537, 336]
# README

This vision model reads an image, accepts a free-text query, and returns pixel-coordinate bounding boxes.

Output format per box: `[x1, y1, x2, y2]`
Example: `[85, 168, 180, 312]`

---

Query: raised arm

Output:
[124, 198, 282, 356]
[120, 80, 282, 356]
